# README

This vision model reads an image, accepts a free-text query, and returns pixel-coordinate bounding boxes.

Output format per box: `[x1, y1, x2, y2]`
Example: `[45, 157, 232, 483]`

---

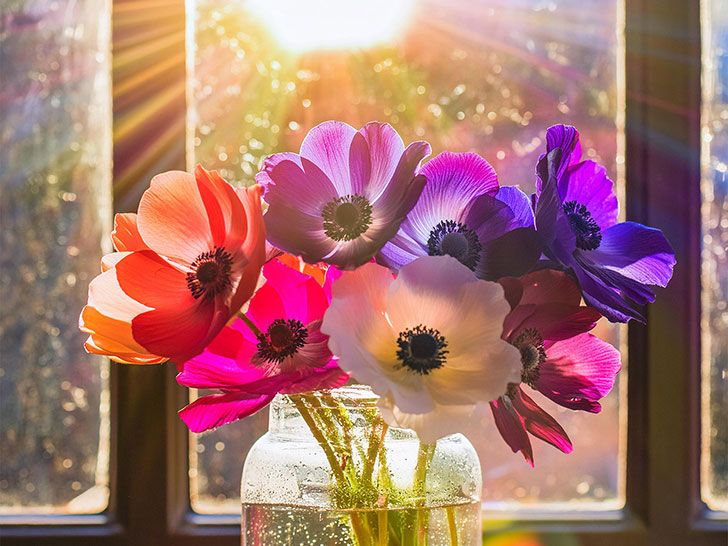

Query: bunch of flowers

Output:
[81, 121, 674, 540]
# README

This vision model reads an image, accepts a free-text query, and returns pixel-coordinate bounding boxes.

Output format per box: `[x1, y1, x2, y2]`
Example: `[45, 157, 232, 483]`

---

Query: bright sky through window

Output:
[246, 0, 416, 52]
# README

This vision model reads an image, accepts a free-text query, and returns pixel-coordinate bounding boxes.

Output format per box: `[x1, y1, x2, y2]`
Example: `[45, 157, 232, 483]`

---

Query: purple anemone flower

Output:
[257, 121, 431, 270]
[491, 269, 621, 465]
[377, 151, 541, 280]
[534, 125, 676, 322]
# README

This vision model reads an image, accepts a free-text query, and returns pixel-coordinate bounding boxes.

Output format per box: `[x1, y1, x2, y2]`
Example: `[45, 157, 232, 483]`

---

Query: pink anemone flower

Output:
[490, 269, 621, 465]
[321, 256, 522, 443]
[79, 166, 266, 364]
[176, 259, 348, 432]
[257, 121, 431, 269]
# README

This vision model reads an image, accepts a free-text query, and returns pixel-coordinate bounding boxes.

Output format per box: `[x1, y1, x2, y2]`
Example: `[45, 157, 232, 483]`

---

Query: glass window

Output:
[0, 0, 112, 514]
[187, 0, 625, 513]
[701, 0, 728, 513]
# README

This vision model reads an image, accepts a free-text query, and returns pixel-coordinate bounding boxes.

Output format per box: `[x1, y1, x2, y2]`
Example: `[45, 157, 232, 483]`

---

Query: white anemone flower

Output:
[321, 255, 521, 443]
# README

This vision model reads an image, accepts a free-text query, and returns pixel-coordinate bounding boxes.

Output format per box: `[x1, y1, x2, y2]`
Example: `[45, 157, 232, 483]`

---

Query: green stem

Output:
[446, 506, 459, 546]
[320, 392, 367, 462]
[237, 311, 262, 337]
[413, 443, 435, 546]
[362, 417, 387, 488]
[290, 395, 347, 485]
[290, 394, 372, 546]
[378, 510, 389, 546]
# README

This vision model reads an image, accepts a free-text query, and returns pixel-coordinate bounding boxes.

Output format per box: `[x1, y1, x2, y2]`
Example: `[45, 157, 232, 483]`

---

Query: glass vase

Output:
[241, 385, 482, 545]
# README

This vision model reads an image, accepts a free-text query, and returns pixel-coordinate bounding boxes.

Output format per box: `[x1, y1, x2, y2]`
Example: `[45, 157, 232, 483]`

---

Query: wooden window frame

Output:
[1, 0, 726, 544]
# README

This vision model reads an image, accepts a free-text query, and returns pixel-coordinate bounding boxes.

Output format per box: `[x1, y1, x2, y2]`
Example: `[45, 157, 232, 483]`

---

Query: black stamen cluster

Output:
[426, 220, 482, 270]
[512, 328, 546, 386]
[396, 324, 449, 375]
[186, 247, 233, 299]
[563, 200, 602, 250]
[322, 194, 373, 241]
[256, 318, 308, 364]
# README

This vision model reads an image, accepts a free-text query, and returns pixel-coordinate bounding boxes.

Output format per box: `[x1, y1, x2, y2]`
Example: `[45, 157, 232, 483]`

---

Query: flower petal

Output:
[80, 265, 163, 362]
[402, 152, 497, 241]
[178, 392, 274, 433]
[375, 229, 425, 271]
[495, 186, 535, 228]
[263, 203, 336, 265]
[176, 340, 263, 390]
[358, 122, 405, 201]
[560, 160, 618, 231]
[476, 227, 542, 281]
[370, 142, 429, 224]
[512, 388, 572, 453]
[229, 184, 267, 314]
[136, 170, 215, 264]
[378, 393, 475, 444]
[258, 155, 337, 216]
[535, 150, 577, 263]
[536, 333, 621, 412]
[299, 120, 358, 194]
[507, 302, 602, 342]
[544, 124, 581, 181]
[115, 250, 194, 309]
[131, 298, 223, 363]
[573, 266, 645, 323]
[112, 213, 149, 252]
[586, 222, 676, 287]
[280, 364, 349, 394]
[518, 269, 583, 306]
[490, 398, 534, 466]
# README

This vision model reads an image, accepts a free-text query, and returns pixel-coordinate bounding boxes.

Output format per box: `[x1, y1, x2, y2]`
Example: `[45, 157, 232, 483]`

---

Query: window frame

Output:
[1, 0, 726, 544]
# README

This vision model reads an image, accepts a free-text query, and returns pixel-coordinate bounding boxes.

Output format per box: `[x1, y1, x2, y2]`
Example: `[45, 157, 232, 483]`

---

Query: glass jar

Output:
[241, 386, 482, 545]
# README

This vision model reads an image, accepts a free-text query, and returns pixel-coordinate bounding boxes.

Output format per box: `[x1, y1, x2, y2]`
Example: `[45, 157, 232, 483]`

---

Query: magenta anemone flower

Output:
[377, 152, 541, 280]
[257, 121, 431, 269]
[490, 269, 621, 465]
[534, 125, 676, 322]
[176, 259, 348, 432]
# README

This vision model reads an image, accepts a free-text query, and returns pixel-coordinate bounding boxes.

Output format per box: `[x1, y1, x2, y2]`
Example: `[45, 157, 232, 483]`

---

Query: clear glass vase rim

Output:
[273, 385, 379, 411]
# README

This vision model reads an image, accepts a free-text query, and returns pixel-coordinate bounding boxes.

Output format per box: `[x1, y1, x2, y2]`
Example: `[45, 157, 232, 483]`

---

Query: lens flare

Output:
[246, 0, 415, 52]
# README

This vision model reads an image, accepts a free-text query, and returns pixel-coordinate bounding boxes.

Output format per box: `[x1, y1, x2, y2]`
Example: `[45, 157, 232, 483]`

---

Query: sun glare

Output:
[246, 0, 416, 53]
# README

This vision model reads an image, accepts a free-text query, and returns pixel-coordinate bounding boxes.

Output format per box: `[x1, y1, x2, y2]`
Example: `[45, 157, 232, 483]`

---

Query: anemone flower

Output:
[321, 255, 521, 443]
[490, 269, 621, 465]
[79, 166, 266, 364]
[176, 259, 348, 432]
[257, 121, 431, 269]
[377, 151, 541, 280]
[534, 125, 676, 323]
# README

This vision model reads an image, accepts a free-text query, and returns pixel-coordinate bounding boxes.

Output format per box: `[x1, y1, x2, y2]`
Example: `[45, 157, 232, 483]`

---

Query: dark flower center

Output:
[186, 247, 233, 299]
[257, 318, 308, 364]
[512, 328, 546, 386]
[322, 194, 373, 241]
[563, 200, 602, 250]
[396, 324, 449, 375]
[427, 220, 482, 270]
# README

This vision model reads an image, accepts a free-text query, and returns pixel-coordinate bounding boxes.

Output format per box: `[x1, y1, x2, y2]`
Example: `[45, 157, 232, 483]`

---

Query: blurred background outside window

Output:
[186, 0, 627, 515]
[0, 0, 113, 515]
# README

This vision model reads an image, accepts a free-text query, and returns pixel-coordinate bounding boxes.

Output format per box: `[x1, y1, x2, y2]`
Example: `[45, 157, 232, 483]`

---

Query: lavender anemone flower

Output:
[491, 269, 621, 465]
[257, 121, 431, 270]
[377, 152, 541, 280]
[534, 125, 676, 322]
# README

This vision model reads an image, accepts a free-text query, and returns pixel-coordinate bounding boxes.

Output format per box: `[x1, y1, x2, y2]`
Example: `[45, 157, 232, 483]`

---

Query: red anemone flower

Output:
[79, 165, 266, 364]
[491, 269, 621, 465]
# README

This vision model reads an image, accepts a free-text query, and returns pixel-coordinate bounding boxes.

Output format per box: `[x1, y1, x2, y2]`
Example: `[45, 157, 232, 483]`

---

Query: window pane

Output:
[188, 0, 625, 513]
[0, 0, 112, 514]
[701, 0, 728, 513]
